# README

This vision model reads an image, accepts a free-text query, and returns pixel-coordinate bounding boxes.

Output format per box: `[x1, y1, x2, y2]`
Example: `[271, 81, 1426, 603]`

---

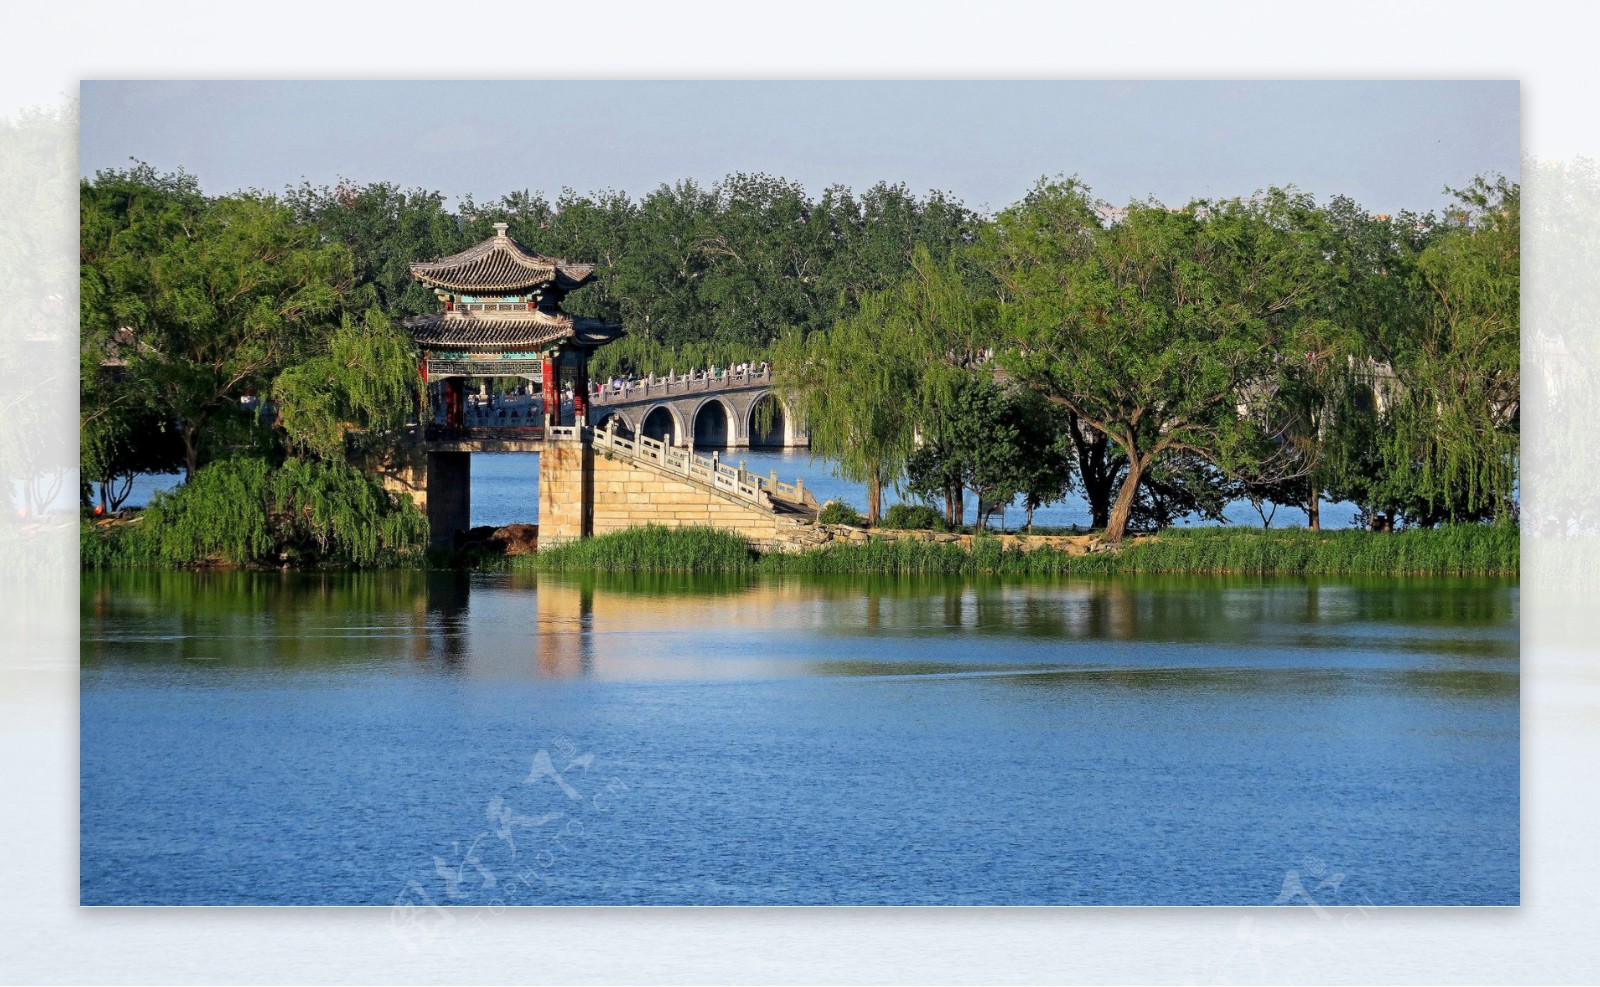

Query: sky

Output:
[79, 80, 1519, 217]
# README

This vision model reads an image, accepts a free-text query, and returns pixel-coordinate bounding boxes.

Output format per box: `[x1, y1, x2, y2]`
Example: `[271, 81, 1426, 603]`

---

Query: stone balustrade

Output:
[590, 364, 773, 405]
[589, 420, 816, 515]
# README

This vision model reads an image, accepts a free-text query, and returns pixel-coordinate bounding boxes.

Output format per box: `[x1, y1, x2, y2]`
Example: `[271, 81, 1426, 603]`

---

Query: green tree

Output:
[271, 309, 421, 461]
[1372, 177, 1520, 525]
[608, 180, 717, 346]
[987, 178, 1331, 542]
[1012, 391, 1076, 531]
[286, 180, 468, 317]
[81, 172, 359, 477]
[773, 311, 918, 525]
[906, 375, 1027, 532]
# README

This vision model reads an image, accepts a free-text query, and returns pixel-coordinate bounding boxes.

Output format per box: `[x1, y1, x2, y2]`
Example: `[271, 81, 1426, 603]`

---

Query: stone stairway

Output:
[584, 422, 820, 521]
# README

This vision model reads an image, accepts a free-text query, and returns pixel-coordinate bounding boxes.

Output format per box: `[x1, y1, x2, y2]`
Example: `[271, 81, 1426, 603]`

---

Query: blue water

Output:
[80, 570, 1519, 906]
[126, 452, 1363, 531]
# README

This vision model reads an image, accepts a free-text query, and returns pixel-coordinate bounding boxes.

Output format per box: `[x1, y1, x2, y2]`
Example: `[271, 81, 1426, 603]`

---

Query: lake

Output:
[80, 569, 1519, 906]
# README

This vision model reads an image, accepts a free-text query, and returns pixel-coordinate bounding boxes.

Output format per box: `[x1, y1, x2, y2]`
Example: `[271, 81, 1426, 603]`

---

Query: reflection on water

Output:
[80, 569, 1519, 905]
[83, 569, 1517, 683]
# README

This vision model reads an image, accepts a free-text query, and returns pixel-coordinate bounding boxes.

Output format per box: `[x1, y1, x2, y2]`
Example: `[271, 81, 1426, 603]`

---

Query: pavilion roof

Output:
[402, 309, 624, 352]
[408, 223, 597, 294]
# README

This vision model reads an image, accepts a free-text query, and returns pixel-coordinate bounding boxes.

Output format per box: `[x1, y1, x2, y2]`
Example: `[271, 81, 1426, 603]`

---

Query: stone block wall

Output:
[588, 450, 808, 547]
[538, 440, 593, 546]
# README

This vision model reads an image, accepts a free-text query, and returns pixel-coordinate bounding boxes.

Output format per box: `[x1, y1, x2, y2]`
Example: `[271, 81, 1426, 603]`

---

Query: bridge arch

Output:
[595, 410, 634, 437]
[746, 392, 795, 448]
[690, 396, 736, 449]
[640, 404, 685, 446]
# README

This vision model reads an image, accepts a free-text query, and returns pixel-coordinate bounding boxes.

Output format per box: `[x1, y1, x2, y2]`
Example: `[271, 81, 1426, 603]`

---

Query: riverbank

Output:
[82, 512, 1519, 577]
[523, 524, 1520, 578]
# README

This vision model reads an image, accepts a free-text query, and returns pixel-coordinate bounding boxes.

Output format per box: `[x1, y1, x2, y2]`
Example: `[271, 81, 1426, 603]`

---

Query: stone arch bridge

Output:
[378, 365, 819, 550]
[587, 364, 808, 449]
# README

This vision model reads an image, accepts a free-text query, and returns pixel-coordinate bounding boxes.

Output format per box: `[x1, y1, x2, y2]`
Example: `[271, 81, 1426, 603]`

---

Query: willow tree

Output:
[988, 178, 1331, 543]
[772, 315, 915, 524]
[272, 309, 421, 461]
[1371, 176, 1520, 525]
[775, 246, 992, 523]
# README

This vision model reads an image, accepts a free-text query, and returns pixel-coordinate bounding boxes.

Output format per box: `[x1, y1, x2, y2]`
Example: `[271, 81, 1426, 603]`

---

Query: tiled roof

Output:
[409, 223, 597, 293]
[403, 310, 624, 351]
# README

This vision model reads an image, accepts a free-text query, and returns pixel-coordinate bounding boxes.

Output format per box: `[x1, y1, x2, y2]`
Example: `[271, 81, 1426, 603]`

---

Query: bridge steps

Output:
[584, 423, 820, 522]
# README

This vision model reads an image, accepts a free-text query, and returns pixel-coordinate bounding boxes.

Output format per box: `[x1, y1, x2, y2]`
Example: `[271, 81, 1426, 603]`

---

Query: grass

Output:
[519, 523, 1519, 577]
[528, 524, 761, 573]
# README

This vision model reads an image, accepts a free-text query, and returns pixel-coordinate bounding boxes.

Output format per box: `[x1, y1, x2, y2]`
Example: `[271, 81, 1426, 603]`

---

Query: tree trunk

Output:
[1307, 484, 1320, 531]
[1104, 454, 1146, 544]
[867, 473, 881, 526]
[109, 474, 134, 512]
[1068, 416, 1113, 530]
[1026, 503, 1035, 533]
[182, 425, 201, 481]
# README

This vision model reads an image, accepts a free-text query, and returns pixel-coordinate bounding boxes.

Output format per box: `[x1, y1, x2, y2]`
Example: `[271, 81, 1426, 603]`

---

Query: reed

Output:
[528, 524, 759, 573]
[520, 524, 1518, 577]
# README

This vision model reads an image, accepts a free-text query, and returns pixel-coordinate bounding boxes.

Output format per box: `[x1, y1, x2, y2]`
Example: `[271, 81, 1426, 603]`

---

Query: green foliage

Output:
[776, 246, 994, 523]
[987, 178, 1336, 542]
[529, 525, 756, 573]
[508, 524, 1515, 578]
[82, 168, 359, 475]
[447, 175, 980, 351]
[882, 503, 947, 531]
[285, 180, 469, 317]
[81, 457, 427, 568]
[1370, 177, 1520, 525]
[272, 309, 421, 460]
[818, 501, 868, 527]
[906, 374, 1074, 531]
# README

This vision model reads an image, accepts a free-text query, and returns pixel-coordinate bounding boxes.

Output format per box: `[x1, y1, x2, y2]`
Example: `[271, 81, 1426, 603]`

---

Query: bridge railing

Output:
[590, 421, 816, 514]
[590, 364, 773, 406]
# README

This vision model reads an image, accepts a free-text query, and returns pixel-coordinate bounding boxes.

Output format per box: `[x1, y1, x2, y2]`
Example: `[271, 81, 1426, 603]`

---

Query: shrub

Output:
[882, 503, 946, 531]
[81, 457, 428, 568]
[817, 500, 868, 527]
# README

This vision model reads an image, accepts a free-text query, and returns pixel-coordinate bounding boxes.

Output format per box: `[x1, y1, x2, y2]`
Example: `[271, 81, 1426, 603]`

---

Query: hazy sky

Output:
[79, 80, 1519, 215]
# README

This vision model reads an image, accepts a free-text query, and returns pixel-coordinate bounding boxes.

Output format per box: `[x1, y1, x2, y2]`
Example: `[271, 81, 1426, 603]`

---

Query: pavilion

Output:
[401, 223, 623, 431]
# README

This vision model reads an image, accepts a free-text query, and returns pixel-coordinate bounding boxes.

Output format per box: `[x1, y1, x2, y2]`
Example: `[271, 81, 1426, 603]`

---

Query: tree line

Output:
[79, 164, 1518, 547]
[78, 165, 980, 508]
[776, 177, 1519, 541]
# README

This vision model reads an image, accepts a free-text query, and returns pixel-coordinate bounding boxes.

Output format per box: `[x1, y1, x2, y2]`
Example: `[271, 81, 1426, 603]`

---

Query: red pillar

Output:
[444, 378, 464, 428]
[572, 352, 589, 424]
[541, 355, 557, 428]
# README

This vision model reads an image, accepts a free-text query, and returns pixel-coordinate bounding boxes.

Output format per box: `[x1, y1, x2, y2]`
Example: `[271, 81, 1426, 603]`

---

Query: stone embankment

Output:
[795, 526, 1113, 554]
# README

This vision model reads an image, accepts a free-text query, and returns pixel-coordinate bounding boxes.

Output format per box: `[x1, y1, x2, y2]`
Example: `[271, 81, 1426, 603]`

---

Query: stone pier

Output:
[537, 427, 594, 547]
[370, 443, 472, 551]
